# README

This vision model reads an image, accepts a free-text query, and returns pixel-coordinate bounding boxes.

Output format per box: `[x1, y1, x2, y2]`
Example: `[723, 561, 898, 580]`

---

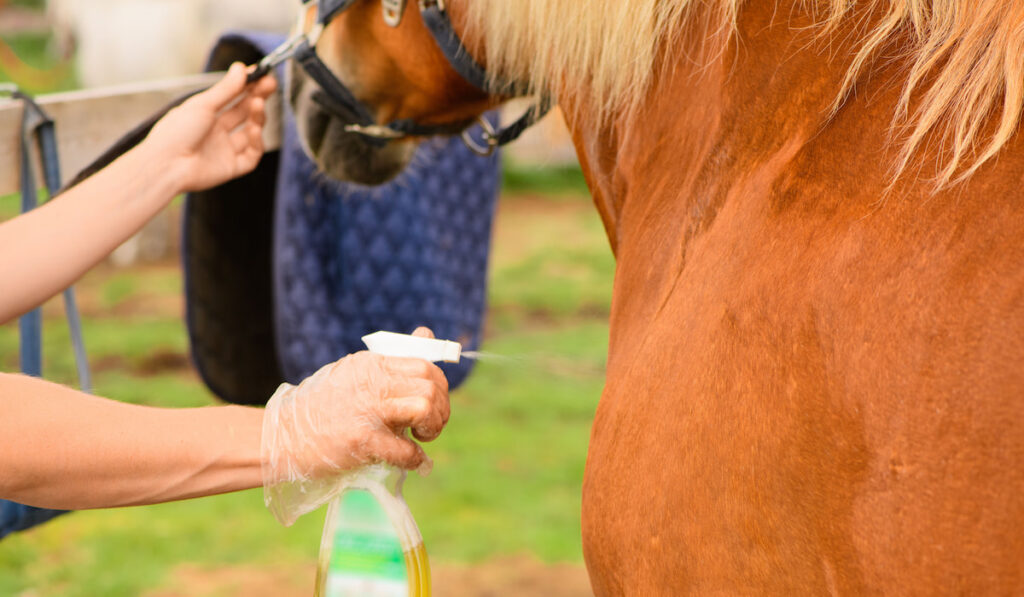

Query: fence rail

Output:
[0, 73, 283, 197]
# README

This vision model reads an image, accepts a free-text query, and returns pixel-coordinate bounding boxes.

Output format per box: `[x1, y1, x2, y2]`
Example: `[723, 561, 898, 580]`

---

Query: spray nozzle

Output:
[361, 331, 462, 363]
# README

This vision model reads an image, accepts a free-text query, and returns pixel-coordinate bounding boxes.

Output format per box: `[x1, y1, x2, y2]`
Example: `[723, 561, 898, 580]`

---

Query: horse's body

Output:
[293, 1, 1024, 592]
[573, 4, 1024, 592]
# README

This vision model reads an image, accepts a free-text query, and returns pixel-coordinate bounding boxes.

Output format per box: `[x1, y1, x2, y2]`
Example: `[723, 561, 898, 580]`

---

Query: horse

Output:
[287, 0, 1024, 593]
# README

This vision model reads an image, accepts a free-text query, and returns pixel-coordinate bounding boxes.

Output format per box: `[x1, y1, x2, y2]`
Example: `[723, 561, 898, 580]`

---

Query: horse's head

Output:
[288, 0, 498, 184]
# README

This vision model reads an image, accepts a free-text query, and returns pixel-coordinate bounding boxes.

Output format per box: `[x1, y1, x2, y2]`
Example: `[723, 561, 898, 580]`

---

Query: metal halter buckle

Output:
[382, 0, 407, 27]
[342, 123, 406, 139]
[461, 116, 499, 157]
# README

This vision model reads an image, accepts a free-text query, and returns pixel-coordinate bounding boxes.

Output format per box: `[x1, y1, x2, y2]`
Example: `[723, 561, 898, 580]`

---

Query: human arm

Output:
[0, 372, 263, 509]
[0, 63, 277, 324]
[0, 335, 449, 510]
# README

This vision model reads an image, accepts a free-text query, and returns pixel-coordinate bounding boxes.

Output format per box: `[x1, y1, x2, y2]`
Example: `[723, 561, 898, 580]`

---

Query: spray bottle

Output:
[314, 331, 462, 597]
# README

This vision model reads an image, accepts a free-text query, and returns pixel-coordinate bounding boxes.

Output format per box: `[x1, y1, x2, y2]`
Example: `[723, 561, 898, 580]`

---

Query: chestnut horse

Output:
[288, 0, 1024, 593]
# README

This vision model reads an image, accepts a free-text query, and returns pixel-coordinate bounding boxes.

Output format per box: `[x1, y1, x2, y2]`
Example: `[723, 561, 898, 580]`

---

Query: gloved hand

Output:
[261, 328, 450, 526]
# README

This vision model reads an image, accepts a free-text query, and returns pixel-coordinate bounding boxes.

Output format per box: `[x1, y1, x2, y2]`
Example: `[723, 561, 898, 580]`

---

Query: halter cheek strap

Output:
[418, 2, 497, 94]
[293, 39, 376, 126]
[416, 0, 550, 154]
[317, 0, 360, 24]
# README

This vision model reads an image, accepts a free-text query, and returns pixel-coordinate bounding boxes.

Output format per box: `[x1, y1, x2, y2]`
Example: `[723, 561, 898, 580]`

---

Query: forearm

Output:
[0, 373, 263, 509]
[0, 143, 186, 323]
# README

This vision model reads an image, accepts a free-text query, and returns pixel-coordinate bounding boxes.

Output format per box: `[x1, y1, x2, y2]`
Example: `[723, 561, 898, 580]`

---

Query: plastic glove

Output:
[261, 329, 450, 526]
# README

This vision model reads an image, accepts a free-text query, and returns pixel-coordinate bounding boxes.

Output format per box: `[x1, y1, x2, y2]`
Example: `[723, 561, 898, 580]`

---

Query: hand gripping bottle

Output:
[314, 331, 461, 597]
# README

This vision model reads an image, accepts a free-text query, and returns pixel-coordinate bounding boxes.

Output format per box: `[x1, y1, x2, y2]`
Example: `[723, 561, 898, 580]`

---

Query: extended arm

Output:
[0, 63, 276, 323]
[0, 330, 449, 512]
[0, 372, 264, 509]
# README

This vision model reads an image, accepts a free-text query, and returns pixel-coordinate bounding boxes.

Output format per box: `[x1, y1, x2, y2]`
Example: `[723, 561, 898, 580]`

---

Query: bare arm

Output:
[0, 140, 186, 322]
[0, 329, 449, 513]
[0, 373, 264, 509]
[0, 63, 277, 324]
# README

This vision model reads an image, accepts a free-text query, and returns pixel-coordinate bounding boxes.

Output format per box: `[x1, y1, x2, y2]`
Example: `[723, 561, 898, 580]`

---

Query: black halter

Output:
[284, 0, 551, 155]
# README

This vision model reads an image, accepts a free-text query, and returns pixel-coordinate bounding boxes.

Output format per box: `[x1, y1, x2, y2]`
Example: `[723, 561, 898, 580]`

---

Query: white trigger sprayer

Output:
[314, 331, 461, 597]
[361, 331, 462, 364]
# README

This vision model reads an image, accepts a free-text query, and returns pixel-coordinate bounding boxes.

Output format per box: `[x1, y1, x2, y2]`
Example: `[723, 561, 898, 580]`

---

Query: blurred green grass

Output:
[501, 164, 589, 197]
[6, 0, 47, 9]
[0, 172, 612, 594]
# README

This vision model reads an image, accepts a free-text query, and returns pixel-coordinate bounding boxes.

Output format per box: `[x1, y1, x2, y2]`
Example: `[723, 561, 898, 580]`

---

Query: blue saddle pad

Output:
[184, 32, 500, 405]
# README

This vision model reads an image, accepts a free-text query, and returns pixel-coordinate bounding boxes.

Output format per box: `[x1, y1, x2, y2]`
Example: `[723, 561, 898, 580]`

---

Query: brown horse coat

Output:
[573, 4, 1024, 593]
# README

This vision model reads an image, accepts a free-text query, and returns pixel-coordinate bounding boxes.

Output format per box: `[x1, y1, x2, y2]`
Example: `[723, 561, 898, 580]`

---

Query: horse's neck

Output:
[562, 1, 911, 356]
[563, 0, 1024, 363]
[567, 1, 868, 253]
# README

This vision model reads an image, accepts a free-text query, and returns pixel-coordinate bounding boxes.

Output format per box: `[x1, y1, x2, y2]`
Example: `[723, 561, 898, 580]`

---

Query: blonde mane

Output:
[464, 0, 1024, 189]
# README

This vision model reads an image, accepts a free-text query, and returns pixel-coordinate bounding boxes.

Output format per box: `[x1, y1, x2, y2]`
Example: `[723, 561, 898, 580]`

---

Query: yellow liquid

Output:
[404, 542, 431, 597]
[314, 546, 328, 597]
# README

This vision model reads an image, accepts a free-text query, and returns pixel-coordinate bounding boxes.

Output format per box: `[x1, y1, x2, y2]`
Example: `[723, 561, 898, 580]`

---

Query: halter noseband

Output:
[256, 0, 551, 155]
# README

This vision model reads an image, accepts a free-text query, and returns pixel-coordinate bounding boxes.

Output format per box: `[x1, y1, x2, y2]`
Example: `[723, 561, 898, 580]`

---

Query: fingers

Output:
[367, 432, 427, 470]
[228, 124, 256, 154]
[245, 121, 264, 157]
[381, 355, 449, 394]
[411, 326, 435, 339]
[381, 378, 449, 441]
[196, 62, 249, 111]
[225, 101, 266, 172]
[230, 124, 264, 173]
[223, 86, 266, 157]
[250, 70, 278, 99]
[218, 88, 266, 134]
[346, 352, 449, 441]
[219, 97, 255, 132]
[249, 94, 267, 128]
[224, 127, 262, 178]
[381, 396, 440, 439]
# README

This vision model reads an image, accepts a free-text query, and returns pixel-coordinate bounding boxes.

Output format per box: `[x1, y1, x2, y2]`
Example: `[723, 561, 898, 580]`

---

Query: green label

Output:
[326, 489, 408, 596]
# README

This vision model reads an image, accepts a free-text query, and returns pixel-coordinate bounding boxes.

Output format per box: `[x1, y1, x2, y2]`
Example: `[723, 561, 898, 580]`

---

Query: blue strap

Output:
[62, 289, 91, 393]
[420, 3, 510, 95]
[0, 501, 67, 540]
[317, 0, 359, 25]
[418, 3, 553, 148]
[293, 39, 377, 127]
[17, 98, 42, 377]
[15, 92, 92, 392]
[35, 117, 92, 393]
